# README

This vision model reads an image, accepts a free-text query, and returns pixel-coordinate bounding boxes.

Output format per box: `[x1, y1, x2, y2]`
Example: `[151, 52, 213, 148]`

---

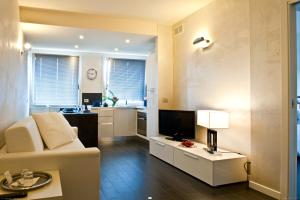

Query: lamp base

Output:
[203, 147, 215, 154]
[207, 129, 217, 152]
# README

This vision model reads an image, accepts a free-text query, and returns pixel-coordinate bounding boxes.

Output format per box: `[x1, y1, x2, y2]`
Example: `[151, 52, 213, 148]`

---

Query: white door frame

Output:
[281, 0, 300, 199]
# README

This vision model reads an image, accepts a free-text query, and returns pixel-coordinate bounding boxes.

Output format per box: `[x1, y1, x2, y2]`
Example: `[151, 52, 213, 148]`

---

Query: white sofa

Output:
[0, 116, 100, 200]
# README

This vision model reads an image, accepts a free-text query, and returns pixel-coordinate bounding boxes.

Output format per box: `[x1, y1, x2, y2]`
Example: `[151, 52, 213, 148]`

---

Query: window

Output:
[32, 54, 79, 105]
[106, 58, 146, 104]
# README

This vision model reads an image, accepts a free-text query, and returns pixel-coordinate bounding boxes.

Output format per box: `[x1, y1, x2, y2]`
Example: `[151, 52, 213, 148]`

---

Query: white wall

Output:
[80, 53, 104, 94]
[0, 0, 28, 147]
[250, 0, 282, 193]
[172, 0, 282, 195]
[173, 0, 251, 156]
[157, 25, 174, 109]
[146, 51, 158, 137]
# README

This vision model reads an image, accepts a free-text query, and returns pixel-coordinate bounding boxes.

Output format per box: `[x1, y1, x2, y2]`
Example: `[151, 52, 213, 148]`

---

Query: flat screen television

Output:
[159, 109, 195, 140]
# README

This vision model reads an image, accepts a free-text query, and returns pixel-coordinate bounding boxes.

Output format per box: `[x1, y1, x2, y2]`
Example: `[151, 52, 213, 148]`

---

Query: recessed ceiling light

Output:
[79, 35, 84, 40]
[114, 48, 119, 52]
[74, 45, 79, 49]
[24, 43, 31, 50]
[125, 39, 130, 44]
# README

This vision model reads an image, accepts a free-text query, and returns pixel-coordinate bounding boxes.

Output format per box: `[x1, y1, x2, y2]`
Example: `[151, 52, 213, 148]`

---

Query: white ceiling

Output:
[18, 0, 214, 25]
[22, 23, 156, 55]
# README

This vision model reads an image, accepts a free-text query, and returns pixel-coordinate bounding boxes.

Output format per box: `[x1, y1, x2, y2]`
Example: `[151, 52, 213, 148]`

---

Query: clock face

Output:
[87, 68, 97, 80]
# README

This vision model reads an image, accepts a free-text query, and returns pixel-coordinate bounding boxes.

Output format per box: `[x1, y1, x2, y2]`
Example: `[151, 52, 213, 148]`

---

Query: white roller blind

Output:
[33, 54, 79, 105]
[108, 58, 145, 102]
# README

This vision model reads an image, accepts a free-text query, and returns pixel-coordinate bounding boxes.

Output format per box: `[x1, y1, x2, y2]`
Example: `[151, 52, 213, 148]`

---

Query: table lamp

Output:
[197, 110, 229, 154]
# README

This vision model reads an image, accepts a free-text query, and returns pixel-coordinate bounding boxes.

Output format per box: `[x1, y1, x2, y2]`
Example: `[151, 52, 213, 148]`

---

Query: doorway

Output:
[289, 1, 300, 199]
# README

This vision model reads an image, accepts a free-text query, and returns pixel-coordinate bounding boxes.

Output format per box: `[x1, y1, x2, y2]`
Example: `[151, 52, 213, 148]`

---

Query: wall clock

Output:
[87, 68, 97, 80]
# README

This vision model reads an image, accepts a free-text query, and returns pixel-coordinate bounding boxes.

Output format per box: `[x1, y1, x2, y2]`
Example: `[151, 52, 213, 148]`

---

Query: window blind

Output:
[33, 54, 79, 105]
[108, 58, 146, 102]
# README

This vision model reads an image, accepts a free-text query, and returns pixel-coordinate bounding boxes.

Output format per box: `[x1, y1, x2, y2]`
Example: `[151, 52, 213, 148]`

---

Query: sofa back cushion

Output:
[5, 117, 44, 153]
[32, 112, 74, 149]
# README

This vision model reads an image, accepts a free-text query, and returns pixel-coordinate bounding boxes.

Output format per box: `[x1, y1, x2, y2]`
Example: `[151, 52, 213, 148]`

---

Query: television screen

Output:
[159, 109, 195, 140]
[82, 93, 102, 107]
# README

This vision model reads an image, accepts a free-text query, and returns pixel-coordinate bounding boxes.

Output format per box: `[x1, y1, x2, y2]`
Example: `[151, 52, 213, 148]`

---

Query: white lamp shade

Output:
[197, 110, 229, 129]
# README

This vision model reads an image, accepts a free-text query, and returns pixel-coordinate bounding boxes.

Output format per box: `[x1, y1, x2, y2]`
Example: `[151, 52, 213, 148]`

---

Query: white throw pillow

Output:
[5, 117, 44, 153]
[32, 112, 74, 149]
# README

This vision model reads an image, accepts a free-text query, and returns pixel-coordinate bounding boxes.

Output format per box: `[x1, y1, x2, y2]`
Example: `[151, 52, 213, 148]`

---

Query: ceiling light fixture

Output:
[79, 35, 84, 40]
[114, 48, 119, 52]
[74, 45, 79, 49]
[24, 42, 32, 50]
[125, 39, 130, 44]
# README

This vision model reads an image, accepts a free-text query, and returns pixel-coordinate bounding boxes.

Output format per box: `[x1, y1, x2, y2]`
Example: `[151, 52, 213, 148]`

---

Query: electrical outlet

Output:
[162, 98, 168, 103]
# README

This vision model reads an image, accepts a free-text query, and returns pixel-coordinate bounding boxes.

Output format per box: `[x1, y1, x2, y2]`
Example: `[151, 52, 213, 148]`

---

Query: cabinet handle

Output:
[156, 142, 165, 147]
[101, 123, 113, 125]
[184, 152, 198, 160]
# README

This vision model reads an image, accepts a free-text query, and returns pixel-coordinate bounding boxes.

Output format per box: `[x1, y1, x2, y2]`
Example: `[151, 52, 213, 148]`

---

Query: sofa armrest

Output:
[71, 127, 78, 139]
[0, 148, 100, 200]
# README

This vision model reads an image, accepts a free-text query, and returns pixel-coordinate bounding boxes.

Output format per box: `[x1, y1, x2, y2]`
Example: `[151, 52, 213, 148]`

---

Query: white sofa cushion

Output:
[49, 138, 85, 151]
[5, 117, 44, 153]
[32, 112, 74, 149]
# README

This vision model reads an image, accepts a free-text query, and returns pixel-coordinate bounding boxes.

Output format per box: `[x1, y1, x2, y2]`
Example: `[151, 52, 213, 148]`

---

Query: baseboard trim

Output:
[249, 181, 281, 199]
[136, 134, 149, 141]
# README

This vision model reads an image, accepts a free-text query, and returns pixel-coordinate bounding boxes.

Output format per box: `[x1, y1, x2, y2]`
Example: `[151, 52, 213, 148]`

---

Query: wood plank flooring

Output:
[99, 136, 275, 200]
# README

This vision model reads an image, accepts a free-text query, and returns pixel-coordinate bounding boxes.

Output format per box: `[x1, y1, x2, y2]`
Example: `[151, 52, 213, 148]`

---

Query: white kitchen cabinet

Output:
[91, 108, 114, 139]
[91, 108, 137, 138]
[98, 116, 114, 138]
[113, 109, 137, 136]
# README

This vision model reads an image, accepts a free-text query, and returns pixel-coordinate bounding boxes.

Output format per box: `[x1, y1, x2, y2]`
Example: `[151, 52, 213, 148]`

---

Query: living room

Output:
[0, 0, 297, 200]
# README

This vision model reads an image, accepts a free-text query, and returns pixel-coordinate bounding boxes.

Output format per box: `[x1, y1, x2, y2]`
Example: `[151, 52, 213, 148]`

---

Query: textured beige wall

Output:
[157, 25, 174, 109]
[250, 0, 281, 191]
[173, 0, 251, 156]
[0, 0, 28, 147]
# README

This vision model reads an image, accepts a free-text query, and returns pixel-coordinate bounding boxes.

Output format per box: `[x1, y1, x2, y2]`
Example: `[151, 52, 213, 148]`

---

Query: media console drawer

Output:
[149, 139, 173, 165]
[173, 148, 213, 185]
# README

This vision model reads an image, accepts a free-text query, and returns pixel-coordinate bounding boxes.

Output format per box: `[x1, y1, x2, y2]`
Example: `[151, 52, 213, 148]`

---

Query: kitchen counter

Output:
[91, 106, 139, 110]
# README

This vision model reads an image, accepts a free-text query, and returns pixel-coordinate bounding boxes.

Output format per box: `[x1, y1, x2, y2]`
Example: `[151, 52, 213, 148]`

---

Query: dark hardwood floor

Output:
[99, 136, 275, 200]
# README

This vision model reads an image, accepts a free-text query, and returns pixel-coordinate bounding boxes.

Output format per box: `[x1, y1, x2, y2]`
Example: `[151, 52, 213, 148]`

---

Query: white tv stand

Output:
[149, 136, 247, 186]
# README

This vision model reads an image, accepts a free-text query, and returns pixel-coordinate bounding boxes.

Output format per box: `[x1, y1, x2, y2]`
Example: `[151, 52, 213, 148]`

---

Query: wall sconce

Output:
[193, 37, 212, 49]
[24, 43, 32, 50]
[21, 42, 32, 55]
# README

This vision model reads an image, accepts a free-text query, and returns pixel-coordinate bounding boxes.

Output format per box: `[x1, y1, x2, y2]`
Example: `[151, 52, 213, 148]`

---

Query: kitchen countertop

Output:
[91, 106, 145, 110]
